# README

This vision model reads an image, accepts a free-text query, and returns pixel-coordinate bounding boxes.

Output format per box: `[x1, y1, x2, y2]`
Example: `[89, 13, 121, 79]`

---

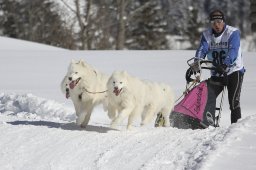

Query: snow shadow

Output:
[7, 120, 115, 133]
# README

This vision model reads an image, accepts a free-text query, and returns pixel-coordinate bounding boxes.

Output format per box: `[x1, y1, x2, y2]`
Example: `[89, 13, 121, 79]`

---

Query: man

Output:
[194, 9, 245, 124]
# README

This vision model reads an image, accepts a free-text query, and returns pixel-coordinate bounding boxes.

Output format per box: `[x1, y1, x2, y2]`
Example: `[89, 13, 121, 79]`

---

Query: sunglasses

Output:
[210, 19, 224, 24]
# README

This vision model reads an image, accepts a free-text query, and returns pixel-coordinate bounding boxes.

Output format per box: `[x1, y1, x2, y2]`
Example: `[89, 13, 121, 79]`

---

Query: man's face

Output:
[211, 19, 225, 33]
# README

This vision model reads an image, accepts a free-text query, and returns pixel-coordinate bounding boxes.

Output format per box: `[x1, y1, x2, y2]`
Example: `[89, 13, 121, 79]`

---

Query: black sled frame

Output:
[155, 58, 225, 129]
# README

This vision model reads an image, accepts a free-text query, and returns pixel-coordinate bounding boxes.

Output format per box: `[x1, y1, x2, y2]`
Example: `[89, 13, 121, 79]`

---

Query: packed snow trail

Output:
[201, 115, 256, 170]
[1, 93, 256, 170]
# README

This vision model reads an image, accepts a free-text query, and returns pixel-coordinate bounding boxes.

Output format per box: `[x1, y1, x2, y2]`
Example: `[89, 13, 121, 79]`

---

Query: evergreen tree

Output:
[0, 0, 75, 49]
[126, 0, 169, 50]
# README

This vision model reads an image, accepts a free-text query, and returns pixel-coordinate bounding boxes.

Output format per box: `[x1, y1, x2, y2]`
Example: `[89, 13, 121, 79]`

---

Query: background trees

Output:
[0, 0, 75, 49]
[0, 0, 254, 50]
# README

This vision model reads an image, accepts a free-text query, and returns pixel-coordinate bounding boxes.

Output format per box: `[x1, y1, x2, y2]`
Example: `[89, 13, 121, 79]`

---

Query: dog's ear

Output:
[122, 71, 129, 77]
[78, 59, 83, 64]
[78, 59, 88, 67]
[71, 59, 76, 64]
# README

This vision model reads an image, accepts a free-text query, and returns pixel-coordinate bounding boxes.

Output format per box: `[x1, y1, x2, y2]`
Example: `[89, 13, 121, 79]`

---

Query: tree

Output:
[60, 0, 116, 50]
[181, 6, 205, 49]
[116, 0, 126, 50]
[93, 0, 118, 49]
[125, 0, 169, 49]
[1, 0, 252, 50]
[0, 0, 75, 49]
[250, 0, 256, 32]
[72, 0, 93, 49]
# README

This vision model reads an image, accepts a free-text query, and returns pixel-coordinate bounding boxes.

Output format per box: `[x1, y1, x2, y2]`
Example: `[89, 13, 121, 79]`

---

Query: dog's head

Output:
[108, 71, 128, 96]
[66, 59, 88, 89]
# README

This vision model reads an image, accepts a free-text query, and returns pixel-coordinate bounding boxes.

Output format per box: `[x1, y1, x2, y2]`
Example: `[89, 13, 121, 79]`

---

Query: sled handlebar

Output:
[199, 60, 216, 70]
[186, 58, 220, 83]
[187, 58, 217, 71]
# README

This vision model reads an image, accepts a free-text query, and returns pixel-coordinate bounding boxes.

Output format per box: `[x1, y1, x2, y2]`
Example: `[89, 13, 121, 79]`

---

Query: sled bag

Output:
[170, 81, 216, 129]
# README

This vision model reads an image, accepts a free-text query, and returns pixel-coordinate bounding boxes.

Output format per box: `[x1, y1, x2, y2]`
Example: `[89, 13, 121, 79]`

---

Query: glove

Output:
[215, 64, 227, 75]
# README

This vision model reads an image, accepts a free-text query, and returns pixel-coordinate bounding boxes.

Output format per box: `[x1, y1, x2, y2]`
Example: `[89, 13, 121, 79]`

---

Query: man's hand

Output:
[215, 64, 227, 75]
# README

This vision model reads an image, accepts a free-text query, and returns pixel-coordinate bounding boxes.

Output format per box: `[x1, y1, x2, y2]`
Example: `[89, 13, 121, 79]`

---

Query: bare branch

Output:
[59, 0, 76, 14]
[127, 1, 152, 22]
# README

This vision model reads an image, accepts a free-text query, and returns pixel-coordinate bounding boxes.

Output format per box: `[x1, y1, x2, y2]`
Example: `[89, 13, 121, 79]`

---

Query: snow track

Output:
[0, 93, 256, 170]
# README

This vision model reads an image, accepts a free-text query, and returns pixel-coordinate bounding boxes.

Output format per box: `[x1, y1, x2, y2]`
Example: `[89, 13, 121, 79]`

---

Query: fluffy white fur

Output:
[61, 59, 109, 128]
[107, 71, 175, 130]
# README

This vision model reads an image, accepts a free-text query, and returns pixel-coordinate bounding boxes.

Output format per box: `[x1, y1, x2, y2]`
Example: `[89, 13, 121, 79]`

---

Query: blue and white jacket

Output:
[195, 25, 245, 77]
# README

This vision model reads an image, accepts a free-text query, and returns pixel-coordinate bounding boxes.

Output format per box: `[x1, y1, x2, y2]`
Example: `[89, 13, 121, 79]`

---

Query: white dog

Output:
[107, 71, 175, 130]
[61, 59, 109, 128]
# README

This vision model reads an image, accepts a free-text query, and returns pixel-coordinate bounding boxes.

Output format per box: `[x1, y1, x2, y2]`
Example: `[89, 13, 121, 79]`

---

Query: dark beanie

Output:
[209, 9, 225, 21]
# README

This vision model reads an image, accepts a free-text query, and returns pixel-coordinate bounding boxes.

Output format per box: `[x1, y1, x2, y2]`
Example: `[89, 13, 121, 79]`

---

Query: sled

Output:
[155, 58, 224, 129]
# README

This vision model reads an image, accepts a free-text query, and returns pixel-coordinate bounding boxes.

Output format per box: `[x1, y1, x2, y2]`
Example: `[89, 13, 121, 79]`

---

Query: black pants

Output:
[209, 71, 244, 124]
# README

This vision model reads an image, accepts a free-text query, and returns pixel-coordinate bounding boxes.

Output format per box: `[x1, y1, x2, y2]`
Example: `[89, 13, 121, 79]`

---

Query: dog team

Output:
[61, 59, 175, 130]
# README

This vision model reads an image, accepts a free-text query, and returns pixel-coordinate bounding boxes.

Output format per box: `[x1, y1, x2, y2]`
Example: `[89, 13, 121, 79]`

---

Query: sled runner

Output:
[155, 58, 225, 129]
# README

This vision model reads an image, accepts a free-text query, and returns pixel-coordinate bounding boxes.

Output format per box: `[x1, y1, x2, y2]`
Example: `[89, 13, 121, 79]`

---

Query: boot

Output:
[231, 108, 241, 124]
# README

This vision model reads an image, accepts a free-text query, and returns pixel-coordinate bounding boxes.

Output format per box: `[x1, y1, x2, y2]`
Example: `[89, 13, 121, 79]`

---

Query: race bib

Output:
[207, 49, 228, 66]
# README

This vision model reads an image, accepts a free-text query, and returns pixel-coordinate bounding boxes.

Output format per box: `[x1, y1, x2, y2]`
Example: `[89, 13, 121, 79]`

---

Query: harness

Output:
[78, 87, 108, 100]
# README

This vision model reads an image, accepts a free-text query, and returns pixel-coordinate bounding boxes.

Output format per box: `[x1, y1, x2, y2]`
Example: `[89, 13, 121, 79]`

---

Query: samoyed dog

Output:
[107, 71, 175, 130]
[61, 59, 109, 128]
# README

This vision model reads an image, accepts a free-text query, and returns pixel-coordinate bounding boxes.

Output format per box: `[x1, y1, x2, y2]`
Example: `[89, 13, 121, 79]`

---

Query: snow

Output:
[0, 36, 256, 170]
[0, 37, 65, 51]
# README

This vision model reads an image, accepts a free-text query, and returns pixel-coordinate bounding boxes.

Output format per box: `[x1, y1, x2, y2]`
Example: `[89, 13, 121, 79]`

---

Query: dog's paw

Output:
[80, 124, 87, 128]
[127, 125, 134, 130]
[108, 112, 116, 120]
[140, 122, 145, 126]
[140, 120, 149, 127]
[110, 121, 118, 129]
[164, 120, 170, 127]
[76, 118, 83, 126]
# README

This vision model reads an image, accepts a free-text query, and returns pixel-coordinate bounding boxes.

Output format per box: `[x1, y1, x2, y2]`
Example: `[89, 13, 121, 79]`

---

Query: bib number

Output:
[212, 50, 226, 66]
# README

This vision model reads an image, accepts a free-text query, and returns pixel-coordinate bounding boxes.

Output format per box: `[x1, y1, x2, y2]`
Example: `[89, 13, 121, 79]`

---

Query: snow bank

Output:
[0, 93, 75, 121]
[0, 36, 66, 51]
